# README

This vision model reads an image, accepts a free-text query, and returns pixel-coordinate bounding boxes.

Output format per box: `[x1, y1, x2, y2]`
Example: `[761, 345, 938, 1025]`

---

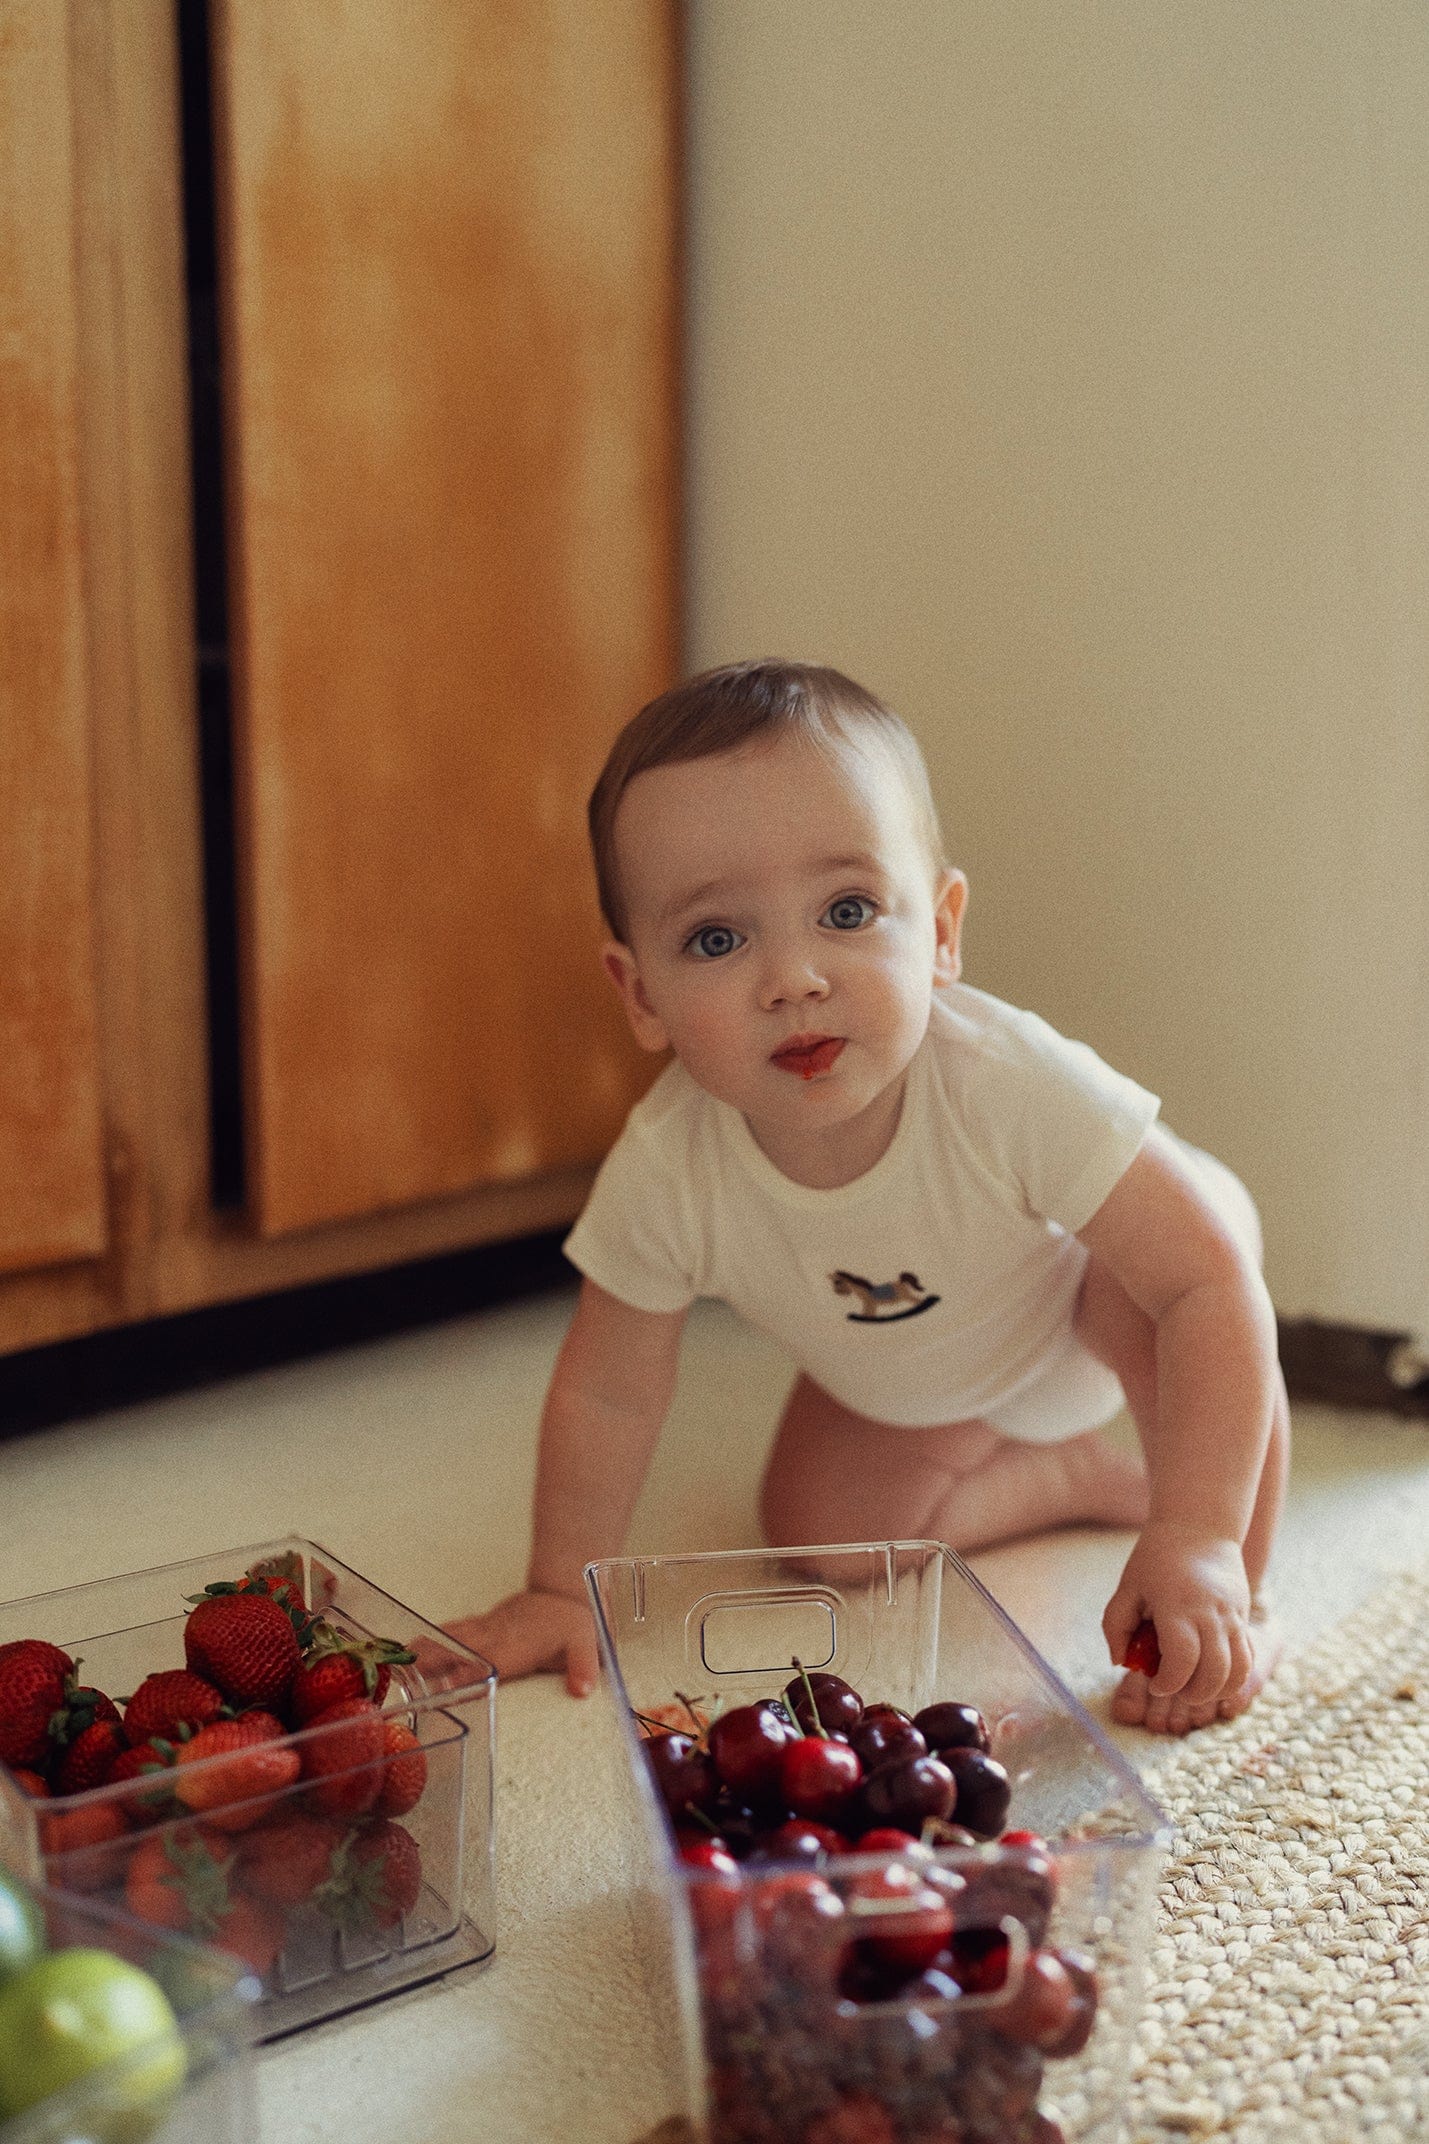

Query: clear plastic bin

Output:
[0, 1882, 258, 2144]
[587, 1540, 1170, 2144]
[0, 1538, 496, 2042]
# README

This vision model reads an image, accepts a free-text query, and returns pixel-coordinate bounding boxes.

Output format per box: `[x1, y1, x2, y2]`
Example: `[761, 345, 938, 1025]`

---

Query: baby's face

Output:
[603, 733, 964, 1162]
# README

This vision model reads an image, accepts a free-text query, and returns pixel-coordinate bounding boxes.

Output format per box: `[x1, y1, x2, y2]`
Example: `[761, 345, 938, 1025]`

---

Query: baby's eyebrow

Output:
[659, 853, 885, 929]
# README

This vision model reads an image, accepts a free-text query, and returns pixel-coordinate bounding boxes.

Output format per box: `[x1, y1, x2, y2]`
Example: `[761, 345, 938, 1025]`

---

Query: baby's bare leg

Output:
[759, 1375, 1148, 1557]
[1074, 1252, 1288, 1733]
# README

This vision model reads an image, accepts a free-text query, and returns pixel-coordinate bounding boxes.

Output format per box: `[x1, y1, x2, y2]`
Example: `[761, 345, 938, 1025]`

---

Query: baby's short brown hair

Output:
[589, 658, 947, 941]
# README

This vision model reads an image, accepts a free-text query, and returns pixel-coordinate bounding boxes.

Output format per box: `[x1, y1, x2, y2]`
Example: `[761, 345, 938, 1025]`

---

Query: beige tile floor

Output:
[3, 1289, 1428, 2142]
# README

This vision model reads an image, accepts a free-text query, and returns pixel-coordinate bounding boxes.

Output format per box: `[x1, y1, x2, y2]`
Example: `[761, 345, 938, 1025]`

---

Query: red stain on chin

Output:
[772, 1038, 845, 1080]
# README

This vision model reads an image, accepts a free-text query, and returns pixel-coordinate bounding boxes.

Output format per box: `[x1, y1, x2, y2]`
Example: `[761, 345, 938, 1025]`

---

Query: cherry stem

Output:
[791, 1657, 828, 1739]
[682, 1803, 721, 1835]
[630, 1710, 670, 1737]
[674, 1690, 708, 1738]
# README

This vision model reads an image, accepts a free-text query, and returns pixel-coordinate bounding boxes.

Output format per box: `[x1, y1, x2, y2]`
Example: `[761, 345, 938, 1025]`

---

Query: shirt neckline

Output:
[722, 1032, 930, 1209]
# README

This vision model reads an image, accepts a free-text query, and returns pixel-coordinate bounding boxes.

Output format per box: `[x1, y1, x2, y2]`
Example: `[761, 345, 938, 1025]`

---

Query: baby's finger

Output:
[1102, 1592, 1143, 1668]
[1181, 1621, 1232, 1706]
[1147, 1615, 1199, 1697]
[563, 1623, 601, 1700]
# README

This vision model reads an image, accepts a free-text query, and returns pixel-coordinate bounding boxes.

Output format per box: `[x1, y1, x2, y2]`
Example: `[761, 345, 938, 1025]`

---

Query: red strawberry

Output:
[39, 1801, 130, 1891]
[5, 1766, 50, 1799]
[0, 1641, 74, 1769]
[210, 1891, 285, 1977]
[123, 1670, 228, 1747]
[175, 1713, 301, 1830]
[238, 1812, 347, 1904]
[299, 1698, 386, 1818]
[288, 1625, 415, 1725]
[186, 1568, 315, 1645]
[54, 1718, 129, 1796]
[124, 1825, 234, 1932]
[184, 1593, 301, 1708]
[1123, 1619, 1162, 1677]
[110, 1737, 182, 1824]
[316, 1820, 422, 1930]
[374, 1720, 428, 1817]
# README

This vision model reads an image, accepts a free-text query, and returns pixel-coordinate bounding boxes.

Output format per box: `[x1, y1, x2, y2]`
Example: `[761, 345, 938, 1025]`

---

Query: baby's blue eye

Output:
[687, 924, 744, 960]
[822, 895, 876, 931]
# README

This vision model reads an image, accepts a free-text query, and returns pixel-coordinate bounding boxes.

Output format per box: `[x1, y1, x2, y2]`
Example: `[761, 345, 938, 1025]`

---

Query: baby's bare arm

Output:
[445, 1279, 686, 1695]
[1077, 1128, 1279, 1705]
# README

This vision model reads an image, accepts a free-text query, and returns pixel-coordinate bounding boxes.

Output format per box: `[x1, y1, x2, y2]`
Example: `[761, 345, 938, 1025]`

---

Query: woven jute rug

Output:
[1122, 1564, 1429, 2142]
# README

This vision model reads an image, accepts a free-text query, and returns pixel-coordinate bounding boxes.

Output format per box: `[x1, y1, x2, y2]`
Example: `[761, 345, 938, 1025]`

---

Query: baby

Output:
[450, 659, 1288, 1735]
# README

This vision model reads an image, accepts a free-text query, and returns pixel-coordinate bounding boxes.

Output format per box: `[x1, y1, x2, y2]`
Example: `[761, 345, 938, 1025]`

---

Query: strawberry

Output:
[0, 1640, 75, 1769]
[237, 1812, 347, 1904]
[288, 1624, 415, 1725]
[299, 1697, 386, 1818]
[47, 1680, 123, 1772]
[1123, 1619, 1162, 1677]
[110, 1737, 182, 1824]
[39, 1801, 130, 1892]
[123, 1669, 228, 1747]
[374, 1719, 428, 1817]
[124, 1825, 234, 1932]
[54, 1718, 128, 1796]
[210, 1891, 285, 1977]
[4, 1766, 50, 1799]
[316, 1820, 422, 1930]
[175, 1713, 301, 1830]
[186, 1568, 315, 1646]
[184, 1592, 301, 1709]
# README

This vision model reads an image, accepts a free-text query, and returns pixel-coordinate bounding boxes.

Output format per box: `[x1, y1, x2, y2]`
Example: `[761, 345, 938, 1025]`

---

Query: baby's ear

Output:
[601, 942, 670, 1053]
[932, 869, 968, 985]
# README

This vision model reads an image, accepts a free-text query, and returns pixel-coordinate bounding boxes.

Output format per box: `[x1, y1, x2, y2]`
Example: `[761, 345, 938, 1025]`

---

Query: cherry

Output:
[849, 1715, 927, 1771]
[748, 1817, 845, 1863]
[642, 1730, 715, 1822]
[779, 1733, 862, 1822]
[987, 1946, 1078, 2048]
[943, 1745, 1012, 1837]
[753, 1868, 845, 1982]
[849, 1860, 955, 1977]
[902, 1962, 962, 2009]
[784, 1666, 864, 1737]
[912, 1700, 990, 1754]
[962, 1842, 1056, 1947]
[678, 1836, 738, 1874]
[947, 1925, 1011, 1994]
[844, 1826, 923, 1857]
[707, 1700, 797, 1797]
[1123, 1618, 1161, 1676]
[1040, 1945, 1099, 2057]
[861, 1751, 955, 1829]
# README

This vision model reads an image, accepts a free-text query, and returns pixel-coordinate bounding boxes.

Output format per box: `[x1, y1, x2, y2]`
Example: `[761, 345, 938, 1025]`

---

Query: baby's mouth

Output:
[771, 1034, 845, 1081]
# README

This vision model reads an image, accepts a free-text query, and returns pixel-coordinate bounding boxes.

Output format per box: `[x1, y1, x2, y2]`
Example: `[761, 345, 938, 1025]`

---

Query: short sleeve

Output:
[966, 1008, 1161, 1234]
[562, 1117, 702, 1314]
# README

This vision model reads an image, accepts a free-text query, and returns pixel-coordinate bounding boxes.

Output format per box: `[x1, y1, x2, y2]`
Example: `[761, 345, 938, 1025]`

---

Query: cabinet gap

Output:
[177, 0, 244, 1211]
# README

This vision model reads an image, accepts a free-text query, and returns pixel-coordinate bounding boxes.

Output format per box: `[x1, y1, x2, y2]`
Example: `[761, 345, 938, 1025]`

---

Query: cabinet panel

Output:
[0, 3, 109, 1275]
[211, 1, 677, 1237]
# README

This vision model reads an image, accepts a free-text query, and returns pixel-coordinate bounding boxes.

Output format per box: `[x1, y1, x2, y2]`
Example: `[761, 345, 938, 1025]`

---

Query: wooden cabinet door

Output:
[0, 4, 109, 1276]
[210, 2, 678, 1237]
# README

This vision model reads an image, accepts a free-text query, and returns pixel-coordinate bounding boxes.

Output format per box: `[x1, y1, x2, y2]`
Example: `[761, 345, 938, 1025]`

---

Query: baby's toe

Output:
[1166, 1692, 1221, 1735]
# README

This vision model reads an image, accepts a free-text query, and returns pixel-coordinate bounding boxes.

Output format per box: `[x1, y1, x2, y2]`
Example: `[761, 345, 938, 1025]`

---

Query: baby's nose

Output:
[759, 947, 830, 1009]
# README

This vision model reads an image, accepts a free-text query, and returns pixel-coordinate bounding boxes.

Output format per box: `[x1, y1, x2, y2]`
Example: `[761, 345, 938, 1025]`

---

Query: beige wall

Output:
[684, 2, 1429, 1330]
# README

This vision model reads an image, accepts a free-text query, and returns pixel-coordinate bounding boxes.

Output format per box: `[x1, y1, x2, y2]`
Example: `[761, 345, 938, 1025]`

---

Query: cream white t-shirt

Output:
[563, 985, 1160, 1428]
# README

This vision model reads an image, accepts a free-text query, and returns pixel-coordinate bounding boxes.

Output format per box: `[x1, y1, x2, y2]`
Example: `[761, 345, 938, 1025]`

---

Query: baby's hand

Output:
[1103, 1523, 1252, 1710]
[444, 1587, 601, 1698]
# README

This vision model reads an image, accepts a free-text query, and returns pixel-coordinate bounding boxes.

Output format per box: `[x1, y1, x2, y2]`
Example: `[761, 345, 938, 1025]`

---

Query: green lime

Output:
[0, 1946, 187, 2136]
[0, 1867, 44, 1986]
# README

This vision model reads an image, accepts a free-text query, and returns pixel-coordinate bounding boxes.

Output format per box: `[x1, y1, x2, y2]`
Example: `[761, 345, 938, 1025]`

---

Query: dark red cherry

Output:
[902, 1962, 962, 2008]
[707, 1701, 797, 1797]
[752, 1869, 845, 1981]
[678, 1836, 738, 1875]
[849, 1861, 955, 1977]
[642, 1731, 715, 1821]
[947, 1925, 1011, 1994]
[912, 1700, 990, 1754]
[784, 1669, 864, 1736]
[748, 1817, 845, 1863]
[850, 1715, 927, 1770]
[778, 1734, 862, 1822]
[988, 1947, 1078, 2048]
[943, 1746, 1012, 1838]
[861, 1752, 955, 1829]
[843, 1826, 923, 1857]
[1040, 1946, 1098, 2056]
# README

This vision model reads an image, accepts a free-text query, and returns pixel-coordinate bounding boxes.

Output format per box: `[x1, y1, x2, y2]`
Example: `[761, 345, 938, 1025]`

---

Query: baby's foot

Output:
[1110, 1603, 1284, 1735]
